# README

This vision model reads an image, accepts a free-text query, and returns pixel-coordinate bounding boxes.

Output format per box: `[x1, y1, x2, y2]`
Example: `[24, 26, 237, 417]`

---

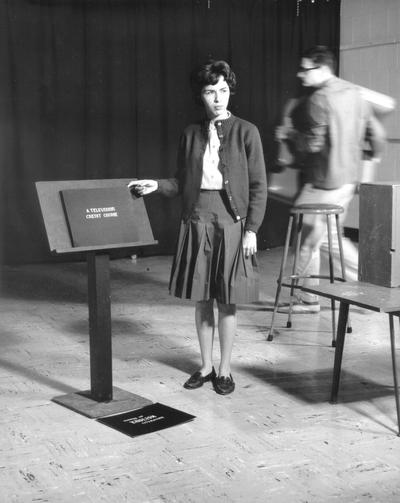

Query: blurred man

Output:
[277, 45, 386, 313]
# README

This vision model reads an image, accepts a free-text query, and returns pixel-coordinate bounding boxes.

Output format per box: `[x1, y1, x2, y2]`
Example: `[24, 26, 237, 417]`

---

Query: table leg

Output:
[389, 315, 400, 436]
[330, 301, 349, 403]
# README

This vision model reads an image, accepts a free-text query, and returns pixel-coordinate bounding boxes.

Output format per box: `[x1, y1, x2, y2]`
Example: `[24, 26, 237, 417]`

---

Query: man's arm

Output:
[365, 112, 386, 162]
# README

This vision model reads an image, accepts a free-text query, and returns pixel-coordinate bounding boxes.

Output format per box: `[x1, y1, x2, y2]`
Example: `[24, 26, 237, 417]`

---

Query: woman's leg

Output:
[195, 299, 215, 375]
[216, 302, 237, 377]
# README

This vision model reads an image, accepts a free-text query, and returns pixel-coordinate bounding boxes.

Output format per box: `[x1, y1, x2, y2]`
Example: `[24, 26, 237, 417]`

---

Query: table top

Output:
[301, 281, 400, 313]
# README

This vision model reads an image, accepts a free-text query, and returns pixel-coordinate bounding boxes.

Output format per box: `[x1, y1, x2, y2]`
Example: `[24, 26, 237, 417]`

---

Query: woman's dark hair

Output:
[190, 60, 236, 105]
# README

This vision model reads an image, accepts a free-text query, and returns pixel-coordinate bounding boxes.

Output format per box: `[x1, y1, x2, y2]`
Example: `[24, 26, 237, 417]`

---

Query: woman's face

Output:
[201, 75, 230, 120]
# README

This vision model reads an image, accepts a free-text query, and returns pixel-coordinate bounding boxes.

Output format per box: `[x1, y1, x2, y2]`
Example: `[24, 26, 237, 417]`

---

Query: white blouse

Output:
[200, 121, 223, 190]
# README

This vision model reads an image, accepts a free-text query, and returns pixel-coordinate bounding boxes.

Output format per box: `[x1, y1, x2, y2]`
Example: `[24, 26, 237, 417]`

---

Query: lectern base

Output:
[52, 387, 153, 418]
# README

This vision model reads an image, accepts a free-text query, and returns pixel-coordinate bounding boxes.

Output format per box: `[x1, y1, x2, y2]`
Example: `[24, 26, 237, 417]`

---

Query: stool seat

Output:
[291, 204, 344, 215]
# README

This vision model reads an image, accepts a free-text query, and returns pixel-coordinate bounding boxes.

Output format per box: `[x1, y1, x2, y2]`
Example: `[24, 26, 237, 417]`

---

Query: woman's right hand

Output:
[127, 179, 158, 196]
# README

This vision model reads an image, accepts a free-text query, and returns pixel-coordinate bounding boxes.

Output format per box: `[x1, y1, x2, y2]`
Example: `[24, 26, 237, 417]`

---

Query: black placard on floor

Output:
[97, 403, 195, 437]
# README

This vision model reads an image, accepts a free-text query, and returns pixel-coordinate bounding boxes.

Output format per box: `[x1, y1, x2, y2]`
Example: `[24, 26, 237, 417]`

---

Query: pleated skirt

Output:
[169, 190, 259, 304]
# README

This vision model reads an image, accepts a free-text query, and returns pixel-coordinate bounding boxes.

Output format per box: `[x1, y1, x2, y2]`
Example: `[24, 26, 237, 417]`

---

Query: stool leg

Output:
[267, 215, 294, 341]
[287, 213, 303, 329]
[335, 214, 352, 335]
[326, 214, 336, 347]
[336, 214, 347, 280]
[389, 315, 400, 436]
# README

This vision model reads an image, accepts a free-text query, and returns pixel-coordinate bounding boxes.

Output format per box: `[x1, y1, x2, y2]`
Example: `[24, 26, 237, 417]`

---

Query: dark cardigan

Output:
[157, 114, 267, 233]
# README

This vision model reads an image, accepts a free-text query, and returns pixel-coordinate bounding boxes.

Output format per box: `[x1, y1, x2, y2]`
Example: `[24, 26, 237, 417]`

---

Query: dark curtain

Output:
[0, 0, 340, 264]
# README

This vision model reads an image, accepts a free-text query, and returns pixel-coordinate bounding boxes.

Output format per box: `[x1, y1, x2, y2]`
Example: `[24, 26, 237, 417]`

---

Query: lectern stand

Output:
[36, 179, 158, 418]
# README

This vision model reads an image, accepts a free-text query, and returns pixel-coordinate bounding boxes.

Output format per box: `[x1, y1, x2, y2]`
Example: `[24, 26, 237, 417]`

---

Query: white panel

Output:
[387, 4, 400, 39]
[341, 0, 400, 229]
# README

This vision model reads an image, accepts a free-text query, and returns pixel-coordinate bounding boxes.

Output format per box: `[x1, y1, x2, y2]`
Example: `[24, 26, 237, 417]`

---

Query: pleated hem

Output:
[169, 219, 260, 304]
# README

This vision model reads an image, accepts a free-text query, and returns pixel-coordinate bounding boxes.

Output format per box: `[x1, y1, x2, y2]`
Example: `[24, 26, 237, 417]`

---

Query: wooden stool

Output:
[268, 203, 352, 346]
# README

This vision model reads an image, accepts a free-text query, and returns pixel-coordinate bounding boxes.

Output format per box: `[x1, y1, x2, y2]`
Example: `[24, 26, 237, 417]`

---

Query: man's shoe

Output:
[277, 300, 320, 314]
[183, 367, 216, 389]
[213, 374, 235, 395]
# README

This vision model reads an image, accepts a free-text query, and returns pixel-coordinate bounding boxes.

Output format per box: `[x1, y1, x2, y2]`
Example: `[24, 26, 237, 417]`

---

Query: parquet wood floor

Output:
[1, 248, 399, 502]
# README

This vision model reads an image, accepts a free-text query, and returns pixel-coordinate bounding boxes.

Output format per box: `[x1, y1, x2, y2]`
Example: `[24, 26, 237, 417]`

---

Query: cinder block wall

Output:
[340, 0, 400, 228]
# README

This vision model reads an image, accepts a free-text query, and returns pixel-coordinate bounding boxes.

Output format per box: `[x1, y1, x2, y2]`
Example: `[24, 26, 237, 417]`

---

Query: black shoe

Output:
[183, 368, 216, 389]
[213, 374, 235, 395]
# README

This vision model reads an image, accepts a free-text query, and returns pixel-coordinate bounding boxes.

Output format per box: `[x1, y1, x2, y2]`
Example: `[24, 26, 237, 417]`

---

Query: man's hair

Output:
[302, 45, 336, 73]
[190, 60, 236, 105]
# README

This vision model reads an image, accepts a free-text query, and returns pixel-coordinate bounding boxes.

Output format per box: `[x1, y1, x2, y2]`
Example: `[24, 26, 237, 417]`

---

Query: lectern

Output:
[36, 179, 158, 418]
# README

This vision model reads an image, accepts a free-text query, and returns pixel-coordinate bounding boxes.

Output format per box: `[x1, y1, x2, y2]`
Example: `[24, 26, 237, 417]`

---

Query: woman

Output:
[129, 60, 267, 395]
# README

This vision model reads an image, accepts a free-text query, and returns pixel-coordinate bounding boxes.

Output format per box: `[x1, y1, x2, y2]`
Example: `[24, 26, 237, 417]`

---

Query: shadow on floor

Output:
[239, 364, 395, 404]
[152, 354, 202, 377]
[0, 260, 170, 304]
[0, 356, 77, 395]
[66, 317, 155, 338]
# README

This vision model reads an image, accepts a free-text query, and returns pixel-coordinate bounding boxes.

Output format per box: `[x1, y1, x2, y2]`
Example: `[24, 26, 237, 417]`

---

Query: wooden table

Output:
[302, 281, 400, 436]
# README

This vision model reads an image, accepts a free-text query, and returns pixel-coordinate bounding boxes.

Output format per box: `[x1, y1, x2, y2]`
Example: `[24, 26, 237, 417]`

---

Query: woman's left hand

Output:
[243, 230, 257, 258]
